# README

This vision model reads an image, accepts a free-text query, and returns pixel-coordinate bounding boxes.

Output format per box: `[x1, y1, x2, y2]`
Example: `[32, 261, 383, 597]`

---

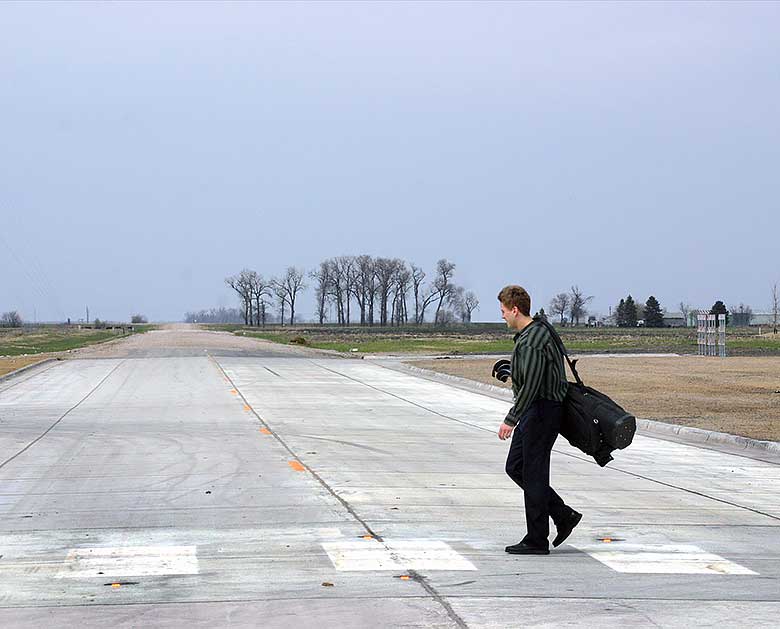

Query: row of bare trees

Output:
[225, 257, 480, 327]
[224, 267, 306, 327]
[545, 283, 780, 329]
[184, 307, 243, 324]
[548, 286, 593, 325]
[1, 311, 23, 327]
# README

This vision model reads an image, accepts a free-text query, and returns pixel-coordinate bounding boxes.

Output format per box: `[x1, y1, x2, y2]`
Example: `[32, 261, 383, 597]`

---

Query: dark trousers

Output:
[505, 399, 572, 548]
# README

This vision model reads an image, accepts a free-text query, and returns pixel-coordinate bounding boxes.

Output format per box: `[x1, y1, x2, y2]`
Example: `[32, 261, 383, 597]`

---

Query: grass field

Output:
[208, 323, 780, 356]
[0, 325, 154, 358]
[411, 355, 780, 443]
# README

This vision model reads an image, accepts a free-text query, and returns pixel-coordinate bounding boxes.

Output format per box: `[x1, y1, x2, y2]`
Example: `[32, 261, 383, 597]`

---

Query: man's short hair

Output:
[497, 285, 531, 316]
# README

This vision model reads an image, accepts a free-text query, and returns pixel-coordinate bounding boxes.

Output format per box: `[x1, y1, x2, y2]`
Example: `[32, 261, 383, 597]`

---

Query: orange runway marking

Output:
[260, 428, 272, 435]
[288, 461, 306, 472]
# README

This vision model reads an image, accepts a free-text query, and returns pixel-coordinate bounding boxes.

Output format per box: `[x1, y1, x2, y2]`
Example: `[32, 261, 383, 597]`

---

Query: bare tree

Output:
[0, 311, 23, 327]
[330, 256, 355, 325]
[367, 265, 379, 326]
[278, 267, 307, 325]
[270, 279, 288, 325]
[461, 290, 480, 323]
[350, 255, 377, 326]
[449, 286, 480, 324]
[450, 286, 465, 323]
[317, 256, 354, 326]
[391, 263, 412, 325]
[409, 262, 444, 325]
[248, 271, 272, 327]
[433, 258, 457, 325]
[568, 285, 593, 326]
[310, 262, 332, 325]
[350, 255, 370, 325]
[225, 269, 255, 325]
[375, 257, 402, 326]
[410, 263, 426, 325]
[772, 282, 779, 334]
[327, 259, 343, 325]
[417, 284, 439, 324]
[679, 302, 692, 327]
[549, 293, 570, 325]
[437, 308, 458, 325]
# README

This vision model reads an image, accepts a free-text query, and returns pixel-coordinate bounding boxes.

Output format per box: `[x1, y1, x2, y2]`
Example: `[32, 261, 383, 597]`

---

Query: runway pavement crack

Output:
[0, 360, 125, 471]
[208, 355, 470, 629]
[377, 360, 780, 466]
[311, 362, 780, 524]
[312, 361, 495, 434]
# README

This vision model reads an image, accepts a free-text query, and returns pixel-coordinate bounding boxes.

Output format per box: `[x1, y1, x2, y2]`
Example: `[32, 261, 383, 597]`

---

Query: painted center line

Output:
[57, 545, 199, 578]
[572, 542, 757, 575]
[322, 539, 476, 572]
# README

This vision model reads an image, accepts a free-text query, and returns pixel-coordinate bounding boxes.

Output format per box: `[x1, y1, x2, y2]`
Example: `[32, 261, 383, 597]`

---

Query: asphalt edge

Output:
[383, 360, 780, 457]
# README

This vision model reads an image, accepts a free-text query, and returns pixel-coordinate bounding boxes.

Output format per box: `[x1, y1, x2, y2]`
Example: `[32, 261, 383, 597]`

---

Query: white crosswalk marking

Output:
[322, 539, 477, 571]
[573, 542, 757, 575]
[57, 545, 199, 578]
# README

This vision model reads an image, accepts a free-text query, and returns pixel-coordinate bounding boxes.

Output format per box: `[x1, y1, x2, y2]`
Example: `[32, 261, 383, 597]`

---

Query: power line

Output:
[0, 201, 68, 321]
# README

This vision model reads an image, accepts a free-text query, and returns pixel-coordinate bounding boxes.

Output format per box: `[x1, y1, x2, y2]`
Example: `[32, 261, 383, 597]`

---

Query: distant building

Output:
[749, 313, 777, 326]
[602, 314, 617, 327]
[662, 312, 687, 327]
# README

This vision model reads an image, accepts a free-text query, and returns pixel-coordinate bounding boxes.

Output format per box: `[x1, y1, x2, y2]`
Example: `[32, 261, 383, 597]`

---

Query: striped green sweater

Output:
[504, 320, 569, 427]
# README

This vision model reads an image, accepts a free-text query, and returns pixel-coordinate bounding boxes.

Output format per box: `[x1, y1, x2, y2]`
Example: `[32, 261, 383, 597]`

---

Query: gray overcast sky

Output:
[1, 1, 778, 323]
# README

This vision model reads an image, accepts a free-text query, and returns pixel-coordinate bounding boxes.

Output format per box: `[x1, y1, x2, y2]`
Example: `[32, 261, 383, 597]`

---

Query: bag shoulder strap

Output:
[533, 317, 584, 387]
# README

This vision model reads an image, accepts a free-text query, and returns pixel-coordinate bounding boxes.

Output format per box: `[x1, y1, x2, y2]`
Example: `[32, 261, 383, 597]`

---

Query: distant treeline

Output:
[184, 307, 244, 324]
[206, 256, 480, 327]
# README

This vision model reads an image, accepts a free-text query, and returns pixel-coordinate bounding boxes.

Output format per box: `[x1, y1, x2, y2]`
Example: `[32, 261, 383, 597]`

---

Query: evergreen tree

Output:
[624, 295, 638, 327]
[644, 296, 664, 328]
[615, 299, 626, 327]
[710, 300, 729, 326]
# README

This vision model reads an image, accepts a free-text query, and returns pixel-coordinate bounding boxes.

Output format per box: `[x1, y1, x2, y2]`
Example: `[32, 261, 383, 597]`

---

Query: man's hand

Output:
[498, 423, 514, 440]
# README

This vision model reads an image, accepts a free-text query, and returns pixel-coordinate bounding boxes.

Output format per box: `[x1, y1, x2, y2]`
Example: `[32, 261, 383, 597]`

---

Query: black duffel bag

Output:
[537, 318, 636, 467]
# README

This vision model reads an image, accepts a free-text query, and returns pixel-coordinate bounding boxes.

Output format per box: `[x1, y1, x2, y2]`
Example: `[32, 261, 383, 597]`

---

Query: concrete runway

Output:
[1, 331, 779, 627]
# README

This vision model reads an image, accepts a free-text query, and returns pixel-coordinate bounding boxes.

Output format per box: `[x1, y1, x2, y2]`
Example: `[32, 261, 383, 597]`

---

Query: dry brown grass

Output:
[409, 356, 780, 442]
[0, 355, 53, 378]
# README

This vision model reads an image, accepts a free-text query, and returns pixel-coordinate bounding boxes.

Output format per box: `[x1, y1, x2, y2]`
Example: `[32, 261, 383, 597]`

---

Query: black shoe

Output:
[552, 511, 582, 547]
[504, 542, 550, 555]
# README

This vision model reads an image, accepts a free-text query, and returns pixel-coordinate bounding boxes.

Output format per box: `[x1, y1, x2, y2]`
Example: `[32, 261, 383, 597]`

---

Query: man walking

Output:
[497, 285, 582, 555]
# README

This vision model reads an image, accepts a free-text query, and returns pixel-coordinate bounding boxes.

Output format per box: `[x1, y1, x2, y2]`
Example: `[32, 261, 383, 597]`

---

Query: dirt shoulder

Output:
[409, 355, 780, 443]
[0, 355, 56, 378]
[0, 325, 323, 376]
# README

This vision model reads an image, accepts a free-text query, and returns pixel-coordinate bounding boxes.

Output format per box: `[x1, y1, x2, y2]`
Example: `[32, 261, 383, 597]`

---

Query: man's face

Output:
[500, 302, 521, 329]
